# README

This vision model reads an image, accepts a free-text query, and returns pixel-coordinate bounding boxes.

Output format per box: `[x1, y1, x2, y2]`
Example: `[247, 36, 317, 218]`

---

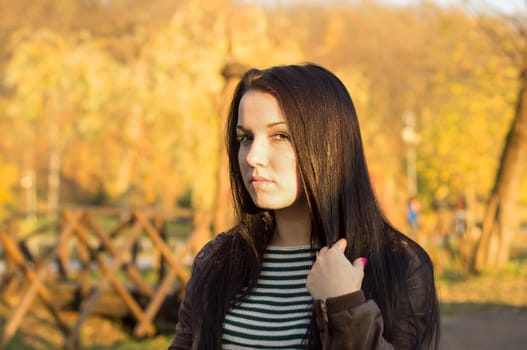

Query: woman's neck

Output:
[270, 201, 311, 247]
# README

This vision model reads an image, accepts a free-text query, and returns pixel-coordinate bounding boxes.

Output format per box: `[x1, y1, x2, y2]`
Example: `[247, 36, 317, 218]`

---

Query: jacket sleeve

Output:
[168, 274, 194, 349]
[168, 233, 229, 350]
[315, 253, 437, 349]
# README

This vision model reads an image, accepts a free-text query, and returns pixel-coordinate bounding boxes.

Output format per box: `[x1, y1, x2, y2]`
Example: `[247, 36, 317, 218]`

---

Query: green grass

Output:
[83, 335, 173, 350]
[436, 247, 527, 308]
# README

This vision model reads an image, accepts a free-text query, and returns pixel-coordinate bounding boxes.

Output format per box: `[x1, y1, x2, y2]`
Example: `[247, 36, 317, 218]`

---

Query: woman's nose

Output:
[246, 138, 268, 168]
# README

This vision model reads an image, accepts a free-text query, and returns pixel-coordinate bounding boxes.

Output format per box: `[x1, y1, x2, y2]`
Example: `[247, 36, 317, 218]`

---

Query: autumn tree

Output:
[1, 0, 525, 267]
[263, 2, 527, 246]
[474, 11, 527, 271]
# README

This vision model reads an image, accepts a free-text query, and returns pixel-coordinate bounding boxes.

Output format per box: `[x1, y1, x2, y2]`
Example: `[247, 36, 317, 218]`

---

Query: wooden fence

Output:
[0, 207, 193, 349]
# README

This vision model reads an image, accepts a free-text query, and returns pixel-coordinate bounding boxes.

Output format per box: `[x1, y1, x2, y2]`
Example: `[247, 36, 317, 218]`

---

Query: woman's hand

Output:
[306, 238, 367, 301]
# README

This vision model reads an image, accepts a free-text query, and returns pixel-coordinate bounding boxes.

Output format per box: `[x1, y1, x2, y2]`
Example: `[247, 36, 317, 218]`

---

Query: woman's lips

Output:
[250, 175, 272, 188]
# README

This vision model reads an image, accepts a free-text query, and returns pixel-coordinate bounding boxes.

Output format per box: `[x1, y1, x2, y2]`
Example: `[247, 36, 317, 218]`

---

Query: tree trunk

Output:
[47, 113, 61, 219]
[474, 70, 527, 272]
[211, 62, 248, 234]
[115, 108, 142, 198]
[21, 151, 37, 221]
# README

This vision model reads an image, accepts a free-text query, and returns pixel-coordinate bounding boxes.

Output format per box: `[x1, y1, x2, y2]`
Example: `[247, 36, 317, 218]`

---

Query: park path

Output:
[440, 306, 527, 350]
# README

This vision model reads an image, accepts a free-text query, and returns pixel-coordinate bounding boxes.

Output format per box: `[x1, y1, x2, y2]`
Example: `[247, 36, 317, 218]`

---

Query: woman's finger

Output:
[352, 257, 368, 269]
[331, 238, 347, 252]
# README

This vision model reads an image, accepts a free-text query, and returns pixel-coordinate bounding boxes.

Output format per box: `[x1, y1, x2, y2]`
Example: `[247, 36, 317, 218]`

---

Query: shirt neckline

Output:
[266, 244, 316, 250]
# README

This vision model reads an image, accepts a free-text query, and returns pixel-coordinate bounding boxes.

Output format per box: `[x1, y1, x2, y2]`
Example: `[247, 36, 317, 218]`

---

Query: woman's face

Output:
[236, 90, 304, 210]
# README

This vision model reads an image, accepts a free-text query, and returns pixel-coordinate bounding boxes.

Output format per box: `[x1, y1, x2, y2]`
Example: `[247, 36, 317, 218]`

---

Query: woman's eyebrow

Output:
[267, 121, 286, 128]
[236, 122, 286, 130]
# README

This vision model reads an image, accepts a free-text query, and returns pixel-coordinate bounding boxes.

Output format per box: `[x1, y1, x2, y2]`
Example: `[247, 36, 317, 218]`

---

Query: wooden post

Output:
[83, 215, 154, 297]
[0, 206, 193, 348]
[0, 209, 81, 348]
[66, 211, 150, 346]
[135, 212, 189, 285]
[134, 265, 179, 337]
[154, 214, 167, 284]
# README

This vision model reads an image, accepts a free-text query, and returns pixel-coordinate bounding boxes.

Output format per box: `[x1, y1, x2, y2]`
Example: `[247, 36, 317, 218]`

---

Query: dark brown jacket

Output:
[169, 234, 437, 349]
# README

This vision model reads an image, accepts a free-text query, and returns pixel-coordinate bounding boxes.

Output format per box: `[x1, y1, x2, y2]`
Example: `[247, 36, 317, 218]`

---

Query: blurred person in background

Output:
[407, 195, 421, 236]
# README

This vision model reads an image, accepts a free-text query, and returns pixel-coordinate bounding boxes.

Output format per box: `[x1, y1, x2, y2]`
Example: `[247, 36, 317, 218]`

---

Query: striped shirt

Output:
[222, 245, 317, 350]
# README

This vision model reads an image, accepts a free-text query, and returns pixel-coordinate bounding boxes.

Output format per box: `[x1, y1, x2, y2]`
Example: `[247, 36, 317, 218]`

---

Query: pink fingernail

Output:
[361, 257, 368, 267]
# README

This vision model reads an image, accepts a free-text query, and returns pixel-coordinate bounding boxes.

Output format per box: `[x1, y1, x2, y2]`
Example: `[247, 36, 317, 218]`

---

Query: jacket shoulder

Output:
[192, 232, 232, 268]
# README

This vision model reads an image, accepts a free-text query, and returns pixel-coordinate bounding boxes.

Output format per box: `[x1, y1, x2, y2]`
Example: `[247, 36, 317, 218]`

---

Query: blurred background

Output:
[0, 0, 526, 349]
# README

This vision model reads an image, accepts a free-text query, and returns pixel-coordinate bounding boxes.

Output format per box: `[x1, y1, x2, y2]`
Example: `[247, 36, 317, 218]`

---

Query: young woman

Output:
[168, 64, 440, 349]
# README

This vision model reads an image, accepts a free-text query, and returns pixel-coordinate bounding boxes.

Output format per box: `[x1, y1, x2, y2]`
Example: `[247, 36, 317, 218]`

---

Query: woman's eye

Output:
[236, 134, 252, 143]
[272, 132, 290, 141]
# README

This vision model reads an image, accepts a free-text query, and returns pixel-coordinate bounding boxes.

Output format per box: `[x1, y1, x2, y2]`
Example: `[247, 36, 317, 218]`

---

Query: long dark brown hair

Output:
[190, 64, 439, 348]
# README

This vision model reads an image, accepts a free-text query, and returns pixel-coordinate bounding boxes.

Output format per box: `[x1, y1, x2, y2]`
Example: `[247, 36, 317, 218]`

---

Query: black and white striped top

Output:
[222, 245, 317, 349]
